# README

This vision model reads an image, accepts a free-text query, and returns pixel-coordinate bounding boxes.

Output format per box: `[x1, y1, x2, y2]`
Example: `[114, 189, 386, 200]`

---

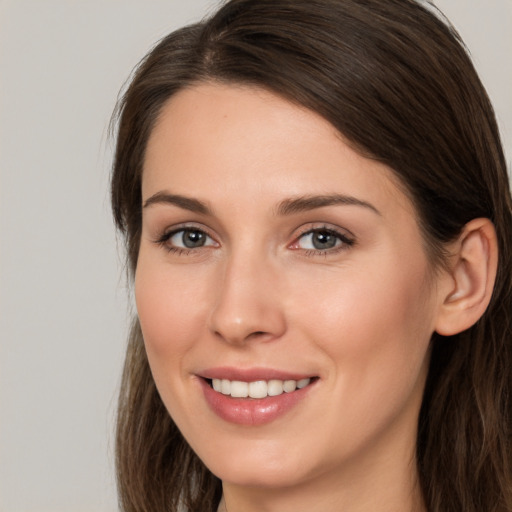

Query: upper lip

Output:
[197, 366, 316, 382]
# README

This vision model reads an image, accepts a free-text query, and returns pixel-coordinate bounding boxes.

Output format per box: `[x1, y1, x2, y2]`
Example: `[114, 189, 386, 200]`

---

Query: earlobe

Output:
[435, 218, 498, 336]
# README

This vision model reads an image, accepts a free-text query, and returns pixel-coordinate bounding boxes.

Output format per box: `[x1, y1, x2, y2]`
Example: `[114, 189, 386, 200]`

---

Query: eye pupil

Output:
[183, 230, 206, 248]
[312, 230, 337, 250]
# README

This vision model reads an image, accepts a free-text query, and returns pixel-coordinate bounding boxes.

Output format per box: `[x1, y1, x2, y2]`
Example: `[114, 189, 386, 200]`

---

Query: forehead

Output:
[142, 82, 415, 219]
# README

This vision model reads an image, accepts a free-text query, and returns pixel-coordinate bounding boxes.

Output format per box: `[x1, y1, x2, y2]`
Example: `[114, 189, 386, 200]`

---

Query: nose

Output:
[208, 251, 287, 345]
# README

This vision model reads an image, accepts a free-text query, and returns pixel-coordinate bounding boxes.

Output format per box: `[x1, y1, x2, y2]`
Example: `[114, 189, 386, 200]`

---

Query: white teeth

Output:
[267, 379, 284, 396]
[221, 379, 231, 395]
[283, 380, 297, 393]
[297, 378, 310, 389]
[211, 377, 311, 398]
[230, 381, 249, 398]
[248, 380, 267, 399]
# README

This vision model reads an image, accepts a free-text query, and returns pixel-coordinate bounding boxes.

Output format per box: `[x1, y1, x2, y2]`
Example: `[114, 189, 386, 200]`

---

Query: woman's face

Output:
[136, 83, 448, 490]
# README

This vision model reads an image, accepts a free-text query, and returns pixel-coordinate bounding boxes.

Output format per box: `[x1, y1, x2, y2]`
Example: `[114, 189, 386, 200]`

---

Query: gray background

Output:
[0, 1, 510, 510]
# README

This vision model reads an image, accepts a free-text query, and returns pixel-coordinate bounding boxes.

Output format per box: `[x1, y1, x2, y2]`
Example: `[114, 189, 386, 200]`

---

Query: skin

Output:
[135, 83, 458, 512]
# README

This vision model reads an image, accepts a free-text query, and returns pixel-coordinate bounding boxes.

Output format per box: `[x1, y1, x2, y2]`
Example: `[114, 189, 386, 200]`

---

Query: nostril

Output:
[245, 331, 270, 341]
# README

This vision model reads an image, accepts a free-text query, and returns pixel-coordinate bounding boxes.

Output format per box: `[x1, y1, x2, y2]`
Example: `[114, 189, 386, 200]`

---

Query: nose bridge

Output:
[208, 243, 286, 344]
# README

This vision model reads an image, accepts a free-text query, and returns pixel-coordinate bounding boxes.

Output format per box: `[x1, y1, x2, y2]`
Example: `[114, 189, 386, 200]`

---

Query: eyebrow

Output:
[143, 192, 212, 215]
[276, 194, 381, 216]
[142, 191, 380, 217]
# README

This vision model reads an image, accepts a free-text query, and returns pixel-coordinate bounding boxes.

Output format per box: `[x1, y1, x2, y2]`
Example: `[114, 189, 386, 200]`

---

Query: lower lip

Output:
[198, 378, 315, 426]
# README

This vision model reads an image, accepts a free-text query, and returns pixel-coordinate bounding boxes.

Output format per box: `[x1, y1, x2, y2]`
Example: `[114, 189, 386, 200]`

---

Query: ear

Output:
[435, 218, 498, 336]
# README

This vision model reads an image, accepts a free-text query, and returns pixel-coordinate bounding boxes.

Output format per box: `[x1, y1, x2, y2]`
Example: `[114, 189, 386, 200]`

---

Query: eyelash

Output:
[153, 225, 355, 257]
[154, 226, 217, 255]
[291, 225, 355, 257]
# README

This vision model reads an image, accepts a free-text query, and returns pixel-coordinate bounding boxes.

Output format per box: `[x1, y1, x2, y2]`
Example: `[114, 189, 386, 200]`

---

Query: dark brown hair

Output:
[111, 1, 512, 510]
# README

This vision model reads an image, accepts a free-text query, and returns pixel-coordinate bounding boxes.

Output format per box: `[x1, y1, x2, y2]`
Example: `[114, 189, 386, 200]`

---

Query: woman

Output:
[110, 0, 512, 511]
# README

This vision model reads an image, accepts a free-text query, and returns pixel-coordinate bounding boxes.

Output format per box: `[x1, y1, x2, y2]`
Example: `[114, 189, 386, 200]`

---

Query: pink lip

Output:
[198, 366, 312, 382]
[196, 367, 317, 426]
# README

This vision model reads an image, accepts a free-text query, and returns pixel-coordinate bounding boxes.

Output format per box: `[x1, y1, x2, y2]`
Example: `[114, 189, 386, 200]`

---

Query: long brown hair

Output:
[111, 1, 512, 510]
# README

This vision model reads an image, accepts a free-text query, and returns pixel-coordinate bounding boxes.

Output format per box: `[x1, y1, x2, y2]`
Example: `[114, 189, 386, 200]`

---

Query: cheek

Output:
[291, 253, 435, 409]
[295, 253, 433, 336]
[134, 251, 211, 367]
[283, 260, 435, 465]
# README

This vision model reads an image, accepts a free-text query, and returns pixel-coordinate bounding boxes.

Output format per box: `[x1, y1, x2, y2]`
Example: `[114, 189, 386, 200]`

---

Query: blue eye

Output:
[295, 228, 354, 252]
[156, 228, 217, 253]
[169, 229, 215, 249]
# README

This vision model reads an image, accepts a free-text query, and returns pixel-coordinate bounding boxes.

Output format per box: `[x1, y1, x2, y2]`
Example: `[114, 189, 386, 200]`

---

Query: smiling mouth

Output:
[206, 377, 317, 399]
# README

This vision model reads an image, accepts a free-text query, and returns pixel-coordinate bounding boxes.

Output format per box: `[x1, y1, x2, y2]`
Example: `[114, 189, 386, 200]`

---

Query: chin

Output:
[209, 460, 307, 489]
[193, 436, 318, 489]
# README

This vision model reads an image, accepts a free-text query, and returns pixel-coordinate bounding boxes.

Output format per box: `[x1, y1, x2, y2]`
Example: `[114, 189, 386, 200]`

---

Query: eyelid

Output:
[153, 223, 220, 251]
[288, 223, 356, 253]
[154, 221, 215, 238]
[151, 221, 355, 256]
[170, 229, 217, 248]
